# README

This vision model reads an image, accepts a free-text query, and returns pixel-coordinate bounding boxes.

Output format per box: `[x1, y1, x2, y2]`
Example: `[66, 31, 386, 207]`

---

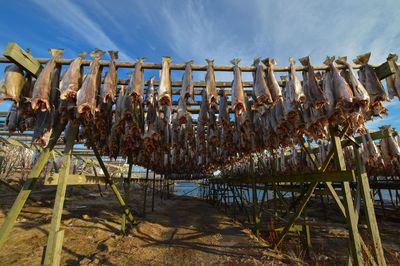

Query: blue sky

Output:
[0, 0, 399, 129]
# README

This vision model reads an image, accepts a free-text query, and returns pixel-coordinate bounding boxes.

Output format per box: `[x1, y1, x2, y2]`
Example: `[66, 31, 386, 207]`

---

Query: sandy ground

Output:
[0, 184, 301, 266]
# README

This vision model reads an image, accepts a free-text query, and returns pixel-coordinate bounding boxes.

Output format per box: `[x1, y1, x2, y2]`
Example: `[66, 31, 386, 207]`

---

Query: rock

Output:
[79, 257, 92, 265]
[82, 214, 91, 220]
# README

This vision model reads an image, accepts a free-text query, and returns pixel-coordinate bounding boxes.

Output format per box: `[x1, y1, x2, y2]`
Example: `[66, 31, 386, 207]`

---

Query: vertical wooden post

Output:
[151, 171, 156, 212]
[122, 158, 133, 234]
[331, 126, 363, 266]
[143, 168, 149, 216]
[0, 122, 66, 248]
[353, 145, 386, 265]
[44, 124, 77, 265]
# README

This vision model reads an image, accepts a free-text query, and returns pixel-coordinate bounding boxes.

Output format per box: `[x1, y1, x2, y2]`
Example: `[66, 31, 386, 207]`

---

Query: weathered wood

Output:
[2, 42, 43, 77]
[209, 170, 355, 184]
[44, 173, 106, 185]
[0, 122, 66, 248]
[375, 60, 396, 80]
[44, 124, 77, 265]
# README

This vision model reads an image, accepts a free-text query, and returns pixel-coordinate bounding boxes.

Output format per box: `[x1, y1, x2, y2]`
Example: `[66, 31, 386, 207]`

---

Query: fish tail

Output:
[355, 52, 371, 64]
[108, 50, 119, 60]
[90, 48, 105, 59]
[206, 59, 214, 65]
[299, 56, 310, 67]
[263, 58, 276, 66]
[230, 58, 241, 65]
[78, 52, 87, 59]
[185, 60, 194, 65]
[288, 57, 296, 65]
[148, 75, 155, 84]
[280, 75, 288, 81]
[137, 57, 145, 64]
[323, 56, 335, 65]
[387, 53, 398, 62]
[335, 56, 347, 65]
[162, 56, 172, 63]
[252, 57, 261, 66]
[49, 48, 64, 57]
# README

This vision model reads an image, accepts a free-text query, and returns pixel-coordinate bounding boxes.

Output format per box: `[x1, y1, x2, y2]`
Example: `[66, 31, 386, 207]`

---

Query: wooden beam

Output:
[2, 42, 43, 77]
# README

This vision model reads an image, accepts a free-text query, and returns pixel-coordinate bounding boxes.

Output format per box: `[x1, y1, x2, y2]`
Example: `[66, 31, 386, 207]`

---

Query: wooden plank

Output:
[44, 173, 106, 185]
[375, 60, 396, 80]
[44, 125, 77, 265]
[2, 42, 43, 77]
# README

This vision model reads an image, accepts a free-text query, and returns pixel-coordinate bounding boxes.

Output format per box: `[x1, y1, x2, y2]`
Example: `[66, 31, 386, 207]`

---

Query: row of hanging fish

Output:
[0, 50, 398, 174]
[222, 126, 400, 178]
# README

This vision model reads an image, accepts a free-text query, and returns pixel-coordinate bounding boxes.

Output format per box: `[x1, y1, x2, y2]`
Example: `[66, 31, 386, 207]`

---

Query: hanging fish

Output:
[100, 51, 118, 103]
[177, 96, 188, 124]
[76, 48, 105, 116]
[129, 58, 145, 103]
[263, 58, 283, 103]
[180, 60, 194, 101]
[354, 52, 387, 103]
[386, 53, 400, 100]
[231, 59, 246, 115]
[0, 64, 25, 105]
[158, 56, 172, 106]
[32, 110, 53, 146]
[205, 59, 218, 110]
[299, 56, 326, 109]
[336, 56, 370, 110]
[287, 57, 305, 104]
[144, 76, 156, 107]
[252, 58, 273, 106]
[59, 52, 86, 100]
[281, 76, 299, 121]
[32, 48, 64, 111]
[321, 71, 336, 118]
[198, 89, 209, 125]
[324, 56, 353, 109]
[5, 103, 19, 132]
[218, 89, 229, 128]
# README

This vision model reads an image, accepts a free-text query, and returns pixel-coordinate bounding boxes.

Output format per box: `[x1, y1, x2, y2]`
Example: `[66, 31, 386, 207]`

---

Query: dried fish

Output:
[77, 49, 105, 116]
[299, 56, 326, 109]
[177, 96, 188, 124]
[336, 56, 369, 109]
[100, 51, 118, 103]
[1, 64, 25, 104]
[158, 56, 172, 106]
[218, 89, 229, 128]
[263, 58, 283, 103]
[252, 58, 272, 106]
[205, 59, 218, 109]
[180, 60, 194, 101]
[32, 48, 64, 111]
[355, 52, 387, 103]
[231, 59, 246, 115]
[287, 57, 305, 104]
[324, 56, 353, 109]
[129, 58, 145, 103]
[387, 53, 400, 100]
[59, 52, 86, 100]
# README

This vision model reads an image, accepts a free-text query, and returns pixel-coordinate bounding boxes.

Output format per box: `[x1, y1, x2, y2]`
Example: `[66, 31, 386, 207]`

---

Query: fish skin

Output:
[158, 56, 172, 106]
[59, 52, 86, 100]
[252, 58, 273, 106]
[76, 48, 105, 116]
[321, 71, 336, 118]
[231, 58, 246, 116]
[324, 56, 353, 109]
[281, 75, 299, 121]
[218, 89, 229, 128]
[1, 64, 25, 105]
[355, 52, 387, 103]
[205, 59, 218, 110]
[336, 56, 370, 110]
[32, 48, 64, 111]
[32, 109, 53, 146]
[299, 56, 327, 109]
[263, 58, 283, 103]
[6, 102, 19, 132]
[387, 53, 400, 100]
[177, 96, 188, 124]
[198, 89, 209, 125]
[288, 57, 305, 104]
[101, 51, 118, 103]
[129, 58, 145, 103]
[144, 76, 156, 106]
[180, 60, 194, 101]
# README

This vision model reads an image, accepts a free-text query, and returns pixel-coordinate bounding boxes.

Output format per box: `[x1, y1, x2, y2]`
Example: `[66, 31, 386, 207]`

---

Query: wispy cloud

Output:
[30, 0, 133, 60]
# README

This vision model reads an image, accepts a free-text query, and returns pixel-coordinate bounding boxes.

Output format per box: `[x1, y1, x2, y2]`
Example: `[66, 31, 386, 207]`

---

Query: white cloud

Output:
[30, 0, 133, 60]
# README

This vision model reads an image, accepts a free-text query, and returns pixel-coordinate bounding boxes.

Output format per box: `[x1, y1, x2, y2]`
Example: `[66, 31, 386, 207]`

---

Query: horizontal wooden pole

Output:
[0, 56, 387, 72]
[209, 170, 355, 184]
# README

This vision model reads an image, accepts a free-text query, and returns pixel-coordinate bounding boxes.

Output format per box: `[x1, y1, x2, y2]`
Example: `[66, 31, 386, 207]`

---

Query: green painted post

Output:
[331, 126, 363, 266]
[353, 145, 386, 266]
[143, 168, 149, 216]
[121, 158, 133, 234]
[0, 122, 66, 248]
[88, 137, 137, 226]
[44, 124, 77, 265]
